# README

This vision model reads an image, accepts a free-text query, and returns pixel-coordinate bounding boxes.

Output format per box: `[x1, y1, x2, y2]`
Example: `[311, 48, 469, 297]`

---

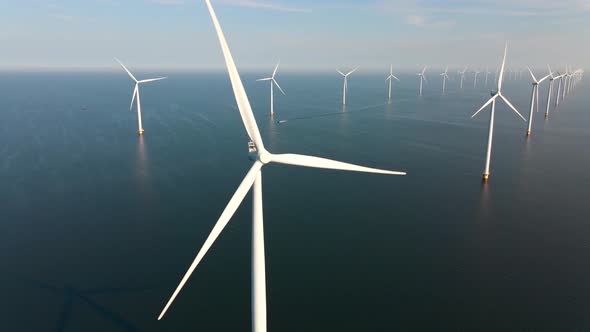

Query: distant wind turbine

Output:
[474, 70, 481, 87]
[458, 66, 468, 89]
[338, 67, 358, 106]
[417, 66, 428, 96]
[157, 2, 407, 332]
[115, 58, 166, 136]
[440, 66, 449, 94]
[485, 67, 491, 86]
[385, 64, 400, 103]
[525, 67, 551, 136]
[257, 62, 285, 116]
[470, 43, 526, 182]
[545, 65, 556, 118]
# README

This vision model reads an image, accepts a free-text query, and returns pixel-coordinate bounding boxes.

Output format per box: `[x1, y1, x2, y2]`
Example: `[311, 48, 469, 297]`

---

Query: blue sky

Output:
[0, 0, 588, 71]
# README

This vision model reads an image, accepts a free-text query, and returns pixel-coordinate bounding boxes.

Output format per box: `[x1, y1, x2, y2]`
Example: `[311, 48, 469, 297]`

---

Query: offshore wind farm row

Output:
[100, 1, 587, 331]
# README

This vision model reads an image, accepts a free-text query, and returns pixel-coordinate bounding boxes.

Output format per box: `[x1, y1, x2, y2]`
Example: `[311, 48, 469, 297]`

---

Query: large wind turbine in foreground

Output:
[338, 67, 358, 106]
[115, 59, 166, 135]
[525, 67, 551, 136]
[440, 66, 449, 94]
[385, 65, 400, 103]
[417, 66, 428, 96]
[257, 63, 285, 116]
[471, 43, 526, 182]
[157, 2, 407, 331]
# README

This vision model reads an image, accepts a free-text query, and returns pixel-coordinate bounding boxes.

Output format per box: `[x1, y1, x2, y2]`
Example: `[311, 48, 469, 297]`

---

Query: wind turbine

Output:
[525, 67, 551, 136]
[257, 62, 285, 116]
[440, 66, 449, 94]
[115, 59, 166, 136]
[554, 71, 564, 108]
[157, 2, 407, 332]
[470, 43, 526, 182]
[545, 65, 556, 118]
[417, 65, 428, 96]
[458, 66, 468, 89]
[484, 67, 491, 86]
[338, 67, 358, 106]
[474, 69, 481, 87]
[385, 64, 400, 103]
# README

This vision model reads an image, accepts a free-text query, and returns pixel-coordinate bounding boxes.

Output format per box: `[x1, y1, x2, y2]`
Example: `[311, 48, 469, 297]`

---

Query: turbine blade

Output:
[130, 84, 138, 111]
[115, 58, 138, 83]
[271, 154, 406, 176]
[139, 77, 167, 83]
[499, 93, 526, 121]
[158, 161, 264, 320]
[272, 62, 280, 78]
[337, 70, 346, 77]
[347, 66, 359, 76]
[498, 42, 508, 91]
[471, 95, 497, 118]
[256, 78, 273, 81]
[526, 67, 537, 82]
[538, 74, 552, 83]
[204, 0, 265, 150]
[392, 75, 400, 81]
[273, 79, 286, 95]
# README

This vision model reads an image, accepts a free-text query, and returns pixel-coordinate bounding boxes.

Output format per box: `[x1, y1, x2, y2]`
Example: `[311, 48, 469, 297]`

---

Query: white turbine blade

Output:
[115, 58, 138, 83]
[272, 62, 280, 78]
[471, 95, 497, 118]
[422, 66, 427, 75]
[256, 77, 273, 81]
[205, 0, 265, 150]
[130, 84, 138, 111]
[347, 67, 359, 76]
[158, 161, 264, 320]
[422, 75, 428, 85]
[273, 79, 286, 95]
[538, 74, 552, 83]
[547, 64, 553, 77]
[390, 64, 393, 75]
[337, 70, 346, 77]
[271, 154, 406, 176]
[139, 77, 167, 84]
[392, 75, 400, 81]
[499, 93, 526, 121]
[526, 67, 537, 82]
[498, 42, 508, 91]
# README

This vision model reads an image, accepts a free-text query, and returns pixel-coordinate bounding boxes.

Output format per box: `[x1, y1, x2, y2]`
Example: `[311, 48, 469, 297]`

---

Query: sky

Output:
[0, 0, 588, 71]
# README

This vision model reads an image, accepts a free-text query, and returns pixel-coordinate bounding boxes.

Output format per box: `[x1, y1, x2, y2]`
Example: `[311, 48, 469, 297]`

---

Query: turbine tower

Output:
[116, 59, 166, 136]
[470, 43, 526, 182]
[257, 63, 285, 116]
[525, 67, 551, 136]
[338, 67, 358, 106]
[157, 3, 407, 332]
[385, 64, 400, 103]
[474, 70, 480, 87]
[440, 66, 449, 94]
[554, 71, 564, 108]
[417, 65, 428, 96]
[545, 65, 556, 118]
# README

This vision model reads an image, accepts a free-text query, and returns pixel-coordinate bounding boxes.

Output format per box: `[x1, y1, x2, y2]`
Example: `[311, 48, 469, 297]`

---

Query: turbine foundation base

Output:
[482, 173, 489, 182]
[526, 130, 531, 136]
[138, 129, 145, 136]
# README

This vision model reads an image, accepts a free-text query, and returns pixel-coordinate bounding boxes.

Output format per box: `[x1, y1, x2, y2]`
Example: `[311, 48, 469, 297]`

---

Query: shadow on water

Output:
[20, 277, 158, 332]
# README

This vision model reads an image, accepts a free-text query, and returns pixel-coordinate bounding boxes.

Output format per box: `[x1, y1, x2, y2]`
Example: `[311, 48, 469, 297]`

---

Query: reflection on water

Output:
[22, 277, 150, 332]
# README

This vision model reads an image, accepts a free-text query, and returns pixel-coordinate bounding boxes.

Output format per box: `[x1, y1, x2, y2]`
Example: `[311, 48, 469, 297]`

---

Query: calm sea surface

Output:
[1, 71, 589, 331]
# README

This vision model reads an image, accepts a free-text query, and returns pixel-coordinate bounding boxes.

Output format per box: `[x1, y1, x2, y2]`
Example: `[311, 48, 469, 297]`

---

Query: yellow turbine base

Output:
[138, 129, 145, 136]
[482, 173, 489, 182]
